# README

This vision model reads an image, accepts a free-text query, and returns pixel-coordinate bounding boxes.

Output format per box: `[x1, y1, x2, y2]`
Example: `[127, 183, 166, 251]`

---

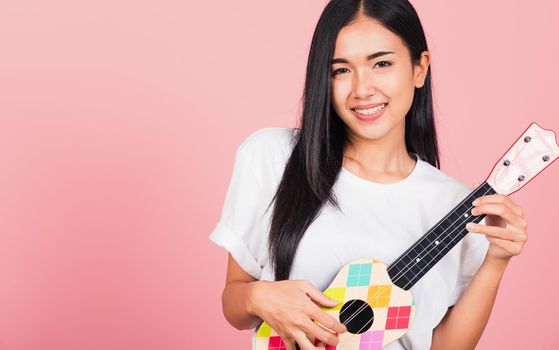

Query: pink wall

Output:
[0, 0, 557, 349]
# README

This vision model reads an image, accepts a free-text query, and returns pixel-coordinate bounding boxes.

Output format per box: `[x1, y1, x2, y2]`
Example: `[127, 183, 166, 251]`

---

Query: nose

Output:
[353, 68, 377, 99]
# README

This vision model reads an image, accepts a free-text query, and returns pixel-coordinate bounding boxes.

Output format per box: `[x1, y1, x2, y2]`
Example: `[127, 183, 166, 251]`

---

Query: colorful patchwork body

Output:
[255, 258, 415, 350]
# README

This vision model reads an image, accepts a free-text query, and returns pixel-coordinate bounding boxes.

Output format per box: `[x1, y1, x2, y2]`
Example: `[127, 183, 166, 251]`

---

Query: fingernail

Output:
[472, 198, 480, 206]
[466, 223, 476, 231]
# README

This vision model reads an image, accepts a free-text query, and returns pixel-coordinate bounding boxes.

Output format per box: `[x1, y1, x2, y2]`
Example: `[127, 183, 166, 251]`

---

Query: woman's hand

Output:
[247, 279, 347, 350]
[466, 191, 528, 261]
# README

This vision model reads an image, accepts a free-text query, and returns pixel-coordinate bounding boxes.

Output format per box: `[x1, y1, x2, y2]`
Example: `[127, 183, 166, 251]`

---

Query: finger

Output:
[313, 339, 327, 349]
[487, 237, 524, 256]
[279, 334, 298, 350]
[300, 281, 340, 308]
[466, 223, 527, 243]
[472, 194, 523, 216]
[284, 339, 296, 350]
[507, 220, 529, 235]
[303, 320, 340, 346]
[471, 203, 524, 227]
[309, 307, 347, 334]
[292, 330, 318, 350]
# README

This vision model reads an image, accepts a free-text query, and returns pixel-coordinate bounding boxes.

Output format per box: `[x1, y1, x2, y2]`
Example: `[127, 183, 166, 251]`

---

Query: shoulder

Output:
[235, 127, 298, 186]
[237, 127, 297, 155]
[236, 127, 297, 165]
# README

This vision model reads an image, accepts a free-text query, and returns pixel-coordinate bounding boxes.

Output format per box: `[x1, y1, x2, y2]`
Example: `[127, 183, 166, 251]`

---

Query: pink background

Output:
[0, 0, 558, 349]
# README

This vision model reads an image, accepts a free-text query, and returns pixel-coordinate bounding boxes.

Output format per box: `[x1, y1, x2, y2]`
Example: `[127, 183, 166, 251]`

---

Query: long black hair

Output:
[266, 0, 439, 281]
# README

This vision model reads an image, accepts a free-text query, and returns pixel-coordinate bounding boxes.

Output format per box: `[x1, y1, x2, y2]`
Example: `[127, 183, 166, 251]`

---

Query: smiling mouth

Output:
[351, 103, 388, 115]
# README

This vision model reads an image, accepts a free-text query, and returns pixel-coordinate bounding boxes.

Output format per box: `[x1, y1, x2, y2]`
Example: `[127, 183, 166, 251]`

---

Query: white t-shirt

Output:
[209, 127, 489, 350]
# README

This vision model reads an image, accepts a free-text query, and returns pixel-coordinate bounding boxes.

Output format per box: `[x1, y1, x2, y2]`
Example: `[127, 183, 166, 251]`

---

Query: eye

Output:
[331, 61, 392, 77]
[374, 61, 392, 69]
[331, 68, 349, 77]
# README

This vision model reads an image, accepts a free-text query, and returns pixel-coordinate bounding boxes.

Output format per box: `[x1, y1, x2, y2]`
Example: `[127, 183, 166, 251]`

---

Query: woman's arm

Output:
[221, 253, 261, 330]
[431, 193, 528, 350]
[431, 255, 508, 349]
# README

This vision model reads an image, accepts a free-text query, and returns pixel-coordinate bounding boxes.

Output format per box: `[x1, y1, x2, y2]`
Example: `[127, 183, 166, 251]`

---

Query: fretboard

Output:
[387, 181, 496, 290]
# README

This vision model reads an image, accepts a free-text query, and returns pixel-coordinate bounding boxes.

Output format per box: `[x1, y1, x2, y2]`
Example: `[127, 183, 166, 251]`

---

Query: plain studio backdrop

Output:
[0, 0, 558, 349]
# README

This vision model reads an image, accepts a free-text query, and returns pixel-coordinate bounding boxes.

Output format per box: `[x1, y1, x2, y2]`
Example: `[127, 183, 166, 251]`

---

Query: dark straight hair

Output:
[266, 0, 440, 281]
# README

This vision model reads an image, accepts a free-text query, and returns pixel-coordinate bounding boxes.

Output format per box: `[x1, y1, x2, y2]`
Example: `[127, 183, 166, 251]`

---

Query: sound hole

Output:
[339, 299, 374, 334]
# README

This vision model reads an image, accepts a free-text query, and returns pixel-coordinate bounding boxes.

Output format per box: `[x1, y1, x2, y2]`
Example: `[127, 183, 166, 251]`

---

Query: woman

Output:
[210, 0, 528, 349]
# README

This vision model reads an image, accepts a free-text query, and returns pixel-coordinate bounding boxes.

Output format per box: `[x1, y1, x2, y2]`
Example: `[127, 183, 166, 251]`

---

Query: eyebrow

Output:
[330, 51, 395, 65]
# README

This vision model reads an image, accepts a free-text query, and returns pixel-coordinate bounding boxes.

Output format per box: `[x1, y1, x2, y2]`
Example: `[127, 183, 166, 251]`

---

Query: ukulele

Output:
[254, 122, 559, 350]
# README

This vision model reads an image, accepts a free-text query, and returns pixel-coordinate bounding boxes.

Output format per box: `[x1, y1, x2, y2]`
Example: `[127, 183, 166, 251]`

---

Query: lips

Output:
[351, 102, 387, 122]
[352, 102, 388, 110]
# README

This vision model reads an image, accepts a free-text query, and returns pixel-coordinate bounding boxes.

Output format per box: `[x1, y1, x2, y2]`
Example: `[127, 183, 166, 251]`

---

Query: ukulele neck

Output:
[387, 181, 496, 290]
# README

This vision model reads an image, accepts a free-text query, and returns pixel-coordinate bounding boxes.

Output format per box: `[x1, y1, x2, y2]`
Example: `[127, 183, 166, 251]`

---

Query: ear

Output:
[414, 50, 430, 88]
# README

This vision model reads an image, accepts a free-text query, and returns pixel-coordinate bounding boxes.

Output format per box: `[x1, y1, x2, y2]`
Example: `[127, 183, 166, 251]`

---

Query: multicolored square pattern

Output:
[347, 263, 372, 286]
[254, 258, 415, 349]
[367, 284, 391, 308]
[385, 306, 411, 330]
[359, 330, 384, 350]
[323, 287, 347, 311]
[268, 336, 286, 350]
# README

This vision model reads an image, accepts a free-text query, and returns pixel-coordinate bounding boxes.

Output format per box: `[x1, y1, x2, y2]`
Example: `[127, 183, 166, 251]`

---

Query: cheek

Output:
[380, 73, 404, 98]
[383, 75, 416, 114]
[331, 80, 351, 112]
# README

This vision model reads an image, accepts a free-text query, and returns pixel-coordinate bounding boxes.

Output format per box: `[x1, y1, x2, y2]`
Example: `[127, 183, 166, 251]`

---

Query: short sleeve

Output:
[447, 219, 490, 307]
[209, 143, 269, 280]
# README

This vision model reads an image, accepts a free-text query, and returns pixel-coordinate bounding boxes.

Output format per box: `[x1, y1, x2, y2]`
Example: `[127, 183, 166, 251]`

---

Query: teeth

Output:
[354, 104, 386, 115]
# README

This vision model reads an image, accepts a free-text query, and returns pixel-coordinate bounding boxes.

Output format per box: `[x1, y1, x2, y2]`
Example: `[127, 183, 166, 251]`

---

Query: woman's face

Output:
[330, 16, 430, 146]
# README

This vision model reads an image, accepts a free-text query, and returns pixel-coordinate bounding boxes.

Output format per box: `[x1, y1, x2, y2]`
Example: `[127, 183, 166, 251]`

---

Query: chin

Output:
[361, 129, 390, 141]
[351, 118, 393, 139]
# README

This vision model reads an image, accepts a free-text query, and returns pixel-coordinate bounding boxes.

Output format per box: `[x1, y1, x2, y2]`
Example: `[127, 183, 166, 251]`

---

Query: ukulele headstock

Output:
[487, 122, 559, 195]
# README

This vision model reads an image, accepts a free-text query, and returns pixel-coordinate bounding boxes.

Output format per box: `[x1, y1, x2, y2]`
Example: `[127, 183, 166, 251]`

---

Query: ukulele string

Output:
[339, 186, 493, 328]
[332, 135, 539, 332]
[399, 173, 532, 291]
[388, 130, 531, 286]
[347, 151, 543, 328]
[354, 195, 492, 334]
[342, 185, 492, 328]
[387, 184, 490, 284]
[343, 192, 489, 332]
[339, 184, 490, 324]
[340, 135, 540, 325]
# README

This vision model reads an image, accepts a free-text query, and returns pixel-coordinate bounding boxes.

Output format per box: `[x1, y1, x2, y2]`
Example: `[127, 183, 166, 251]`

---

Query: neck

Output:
[343, 125, 414, 181]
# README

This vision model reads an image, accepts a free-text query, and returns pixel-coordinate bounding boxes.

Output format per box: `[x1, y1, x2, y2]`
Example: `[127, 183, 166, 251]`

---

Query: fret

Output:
[388, 181, 497, 290]
[424, 246, 437, 261]
[400, 273, 411, 285]
[448, 210, 460, 221]
[442, 217, 452, 227]
[418, 239, 429, 250]
[401, 253, 413, 264]
[409, 263, 421, 276]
